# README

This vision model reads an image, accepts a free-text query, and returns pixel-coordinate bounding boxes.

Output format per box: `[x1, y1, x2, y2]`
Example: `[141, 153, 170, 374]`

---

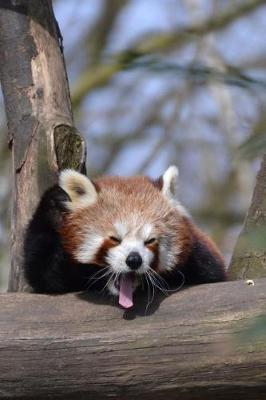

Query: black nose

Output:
[126, 252, 142, 270]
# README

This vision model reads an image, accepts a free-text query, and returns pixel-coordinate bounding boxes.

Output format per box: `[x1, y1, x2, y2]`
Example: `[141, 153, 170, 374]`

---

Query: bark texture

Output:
[0, 279, 266, 400]
[0, 1, 86, 292]
[229, 154, 266, 279]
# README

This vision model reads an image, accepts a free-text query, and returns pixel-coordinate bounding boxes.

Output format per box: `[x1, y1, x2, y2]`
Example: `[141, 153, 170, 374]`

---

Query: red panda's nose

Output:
[126, 252, 142, 270]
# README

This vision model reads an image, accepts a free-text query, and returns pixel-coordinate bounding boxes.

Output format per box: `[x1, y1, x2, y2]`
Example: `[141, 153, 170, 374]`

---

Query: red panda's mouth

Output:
[114, 272, 135, 290]
[114, 272, 136, 309]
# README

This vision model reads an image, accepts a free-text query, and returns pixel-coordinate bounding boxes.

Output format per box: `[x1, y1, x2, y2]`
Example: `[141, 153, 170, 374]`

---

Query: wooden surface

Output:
[0, 1, 86, 292]
[1, 279, 266, 399]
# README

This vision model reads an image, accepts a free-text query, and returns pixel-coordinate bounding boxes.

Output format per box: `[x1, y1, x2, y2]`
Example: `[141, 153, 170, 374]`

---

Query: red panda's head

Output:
[59, 167, 191, 304]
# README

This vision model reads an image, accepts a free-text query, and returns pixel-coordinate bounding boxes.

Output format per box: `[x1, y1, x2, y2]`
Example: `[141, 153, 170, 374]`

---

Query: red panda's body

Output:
[24, 167, 226, 308]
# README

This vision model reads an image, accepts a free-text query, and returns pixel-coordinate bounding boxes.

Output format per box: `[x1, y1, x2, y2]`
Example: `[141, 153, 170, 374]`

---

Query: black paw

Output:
[40, 185, 70, 211]
[35, 185, 71, 230]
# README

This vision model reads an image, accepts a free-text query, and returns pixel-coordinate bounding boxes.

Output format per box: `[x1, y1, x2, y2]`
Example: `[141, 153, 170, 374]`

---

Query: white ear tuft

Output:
[59, 169, 97, 210]
[162, 165, 179, 200]
[161, 166, 190, 217]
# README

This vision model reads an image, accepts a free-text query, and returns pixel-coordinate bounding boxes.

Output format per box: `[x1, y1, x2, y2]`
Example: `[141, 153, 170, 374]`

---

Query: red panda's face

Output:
[59, 168, 191, 299]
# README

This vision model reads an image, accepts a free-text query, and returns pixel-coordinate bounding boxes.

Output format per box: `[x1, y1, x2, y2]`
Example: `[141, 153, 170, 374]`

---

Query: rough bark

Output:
[0, 1, 86, 292]
[0, 279, 266, 400]
[229, 154, 266, 279]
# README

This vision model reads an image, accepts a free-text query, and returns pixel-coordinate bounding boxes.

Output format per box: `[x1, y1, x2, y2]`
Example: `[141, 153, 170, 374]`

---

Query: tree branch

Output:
[1, 279, 266, 399]
[229, 154, 266, 279]
[71, 0, 266, 107]
[0, 1, 86, 292]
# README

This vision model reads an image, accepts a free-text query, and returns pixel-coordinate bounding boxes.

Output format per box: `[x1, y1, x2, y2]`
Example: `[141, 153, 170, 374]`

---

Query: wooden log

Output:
[1, 279, 266, 400]
[0, 1, 86, 292]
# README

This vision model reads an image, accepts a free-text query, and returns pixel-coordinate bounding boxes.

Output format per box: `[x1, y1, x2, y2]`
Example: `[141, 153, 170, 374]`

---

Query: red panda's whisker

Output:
[86, 274, 110, 290]
[149, 273, 155, 306]
[99, 274, 114, 294]
[149, 268, 185, 293]
[146, 270, 166, 295]
[148, 267, 170, 289]
[89, 270, 111, 283]
[147, 269, 176, 296]
[144, 273, 155, 313]
[89, 266, 110, 281]
[144, 274, 151, 313]
[176, 270, 185, 290]
[100, 271, 117, 294]
[149, 273, 170, 294]
[86, 267, 112, 290]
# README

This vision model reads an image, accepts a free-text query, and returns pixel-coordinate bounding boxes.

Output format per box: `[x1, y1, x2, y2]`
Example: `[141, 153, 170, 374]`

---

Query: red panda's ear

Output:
[161, 166, 189, 217]
[59, 170, 98, 211]
[162, 165, 178, 201]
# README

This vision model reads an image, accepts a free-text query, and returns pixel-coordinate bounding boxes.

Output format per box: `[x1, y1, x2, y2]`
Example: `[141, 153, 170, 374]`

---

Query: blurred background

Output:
[1, 0, 266, 291]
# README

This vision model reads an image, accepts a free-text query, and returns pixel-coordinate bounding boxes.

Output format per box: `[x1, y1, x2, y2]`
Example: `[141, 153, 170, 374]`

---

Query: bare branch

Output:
[71, 0, 266, 107]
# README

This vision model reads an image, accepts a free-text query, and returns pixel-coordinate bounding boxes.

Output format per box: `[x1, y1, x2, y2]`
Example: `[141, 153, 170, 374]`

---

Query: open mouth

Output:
[114, 272, 137, 309]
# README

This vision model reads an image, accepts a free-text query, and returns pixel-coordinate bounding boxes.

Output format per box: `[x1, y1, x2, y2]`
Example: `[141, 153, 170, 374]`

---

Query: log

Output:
[1, 279, 266, 400]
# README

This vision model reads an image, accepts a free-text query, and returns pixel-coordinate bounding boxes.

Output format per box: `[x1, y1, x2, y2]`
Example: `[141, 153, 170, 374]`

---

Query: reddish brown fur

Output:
[147, 241, 159, 271]
[187, 218, 225, 267]
[150, 176, 163, 191]
[60, 174, 224, 279]
[92, 239, 117, 266]
[174, 217, 194, 262]
[60, 175, 189, 264]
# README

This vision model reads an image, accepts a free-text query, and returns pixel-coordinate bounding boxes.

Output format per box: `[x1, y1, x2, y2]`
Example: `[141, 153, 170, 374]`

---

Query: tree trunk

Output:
[229, 154, 266, 279]
[0, 279, 266, 400]
[0, 0, 86, 292]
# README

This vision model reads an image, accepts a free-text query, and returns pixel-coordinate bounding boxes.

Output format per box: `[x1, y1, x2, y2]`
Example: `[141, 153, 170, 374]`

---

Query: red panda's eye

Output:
[144, 238, 157, 245]
[109, 236, 121, 244]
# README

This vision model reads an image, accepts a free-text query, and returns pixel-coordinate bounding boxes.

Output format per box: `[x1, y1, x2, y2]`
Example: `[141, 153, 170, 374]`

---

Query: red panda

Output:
[24, 166, 226, 308]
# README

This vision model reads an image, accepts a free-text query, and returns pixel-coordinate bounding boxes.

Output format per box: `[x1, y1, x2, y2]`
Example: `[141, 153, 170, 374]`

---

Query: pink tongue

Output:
[119, 274, 133, 309]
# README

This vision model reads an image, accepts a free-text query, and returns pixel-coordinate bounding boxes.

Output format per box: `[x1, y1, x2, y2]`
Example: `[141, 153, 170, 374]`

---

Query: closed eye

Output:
[109, 236, 121, 244]
[144, 238, 157, 245]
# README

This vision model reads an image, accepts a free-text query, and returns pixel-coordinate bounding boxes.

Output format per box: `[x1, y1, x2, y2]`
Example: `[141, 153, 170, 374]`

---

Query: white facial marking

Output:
[140, 224, 153, 241]
[107, 280, 119, 296]
[75, 233, 103, 263]
[158, 237, 181, 272]
[105, 239, 154, 275]
[114, 221, 128, 238]
[105, 222, 156, 296]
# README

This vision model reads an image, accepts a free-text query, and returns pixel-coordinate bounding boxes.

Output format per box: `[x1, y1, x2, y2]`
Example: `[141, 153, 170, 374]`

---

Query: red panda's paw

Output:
[36, 185, 71, 230]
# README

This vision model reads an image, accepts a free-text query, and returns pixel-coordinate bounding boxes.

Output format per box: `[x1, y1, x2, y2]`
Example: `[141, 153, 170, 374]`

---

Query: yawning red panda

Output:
[24, 166, 226, 308]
